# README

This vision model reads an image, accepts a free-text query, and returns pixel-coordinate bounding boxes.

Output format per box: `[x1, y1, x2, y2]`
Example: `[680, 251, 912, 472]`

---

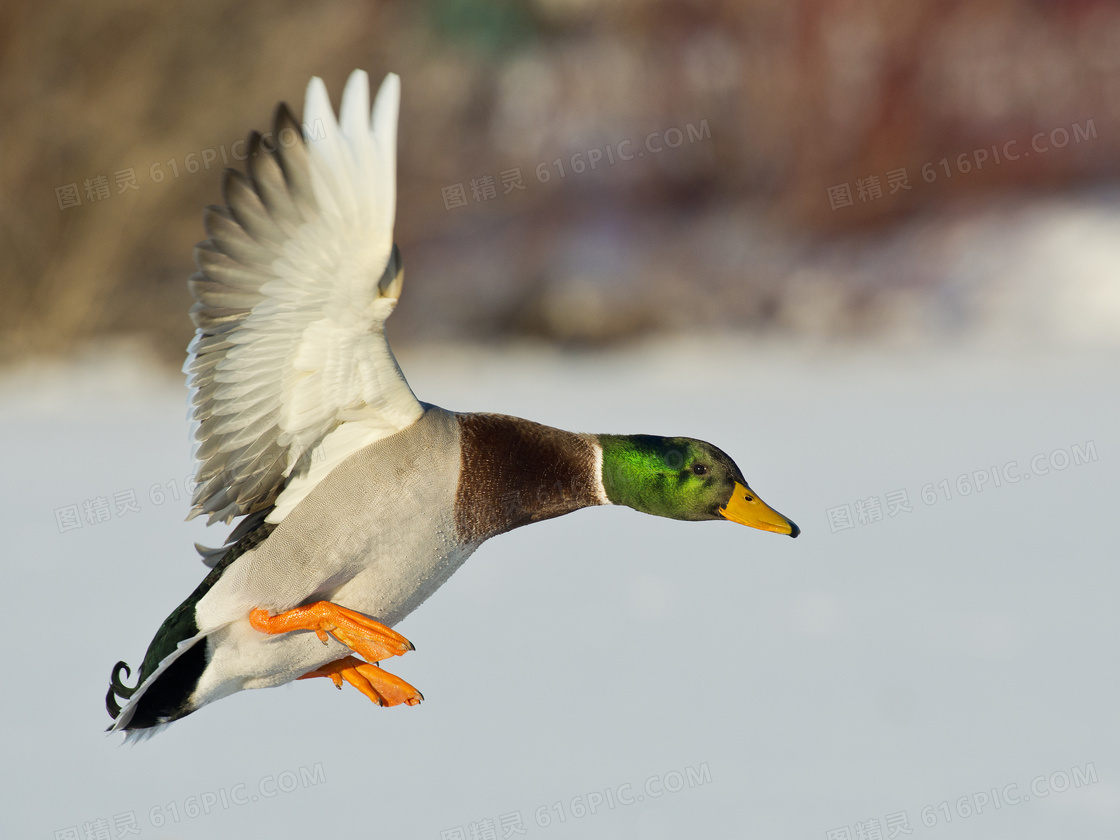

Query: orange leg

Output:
[299, 655, 423, 707]
[249, 601, 414, 664]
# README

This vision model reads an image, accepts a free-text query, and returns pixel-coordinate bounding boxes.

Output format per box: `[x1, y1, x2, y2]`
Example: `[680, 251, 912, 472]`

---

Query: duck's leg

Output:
[248, 601, 414, 664]
[298, 655, 423, 707]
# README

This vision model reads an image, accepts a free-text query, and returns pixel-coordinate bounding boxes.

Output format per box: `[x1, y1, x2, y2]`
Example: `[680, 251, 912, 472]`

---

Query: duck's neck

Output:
[454, 413, 607, 543]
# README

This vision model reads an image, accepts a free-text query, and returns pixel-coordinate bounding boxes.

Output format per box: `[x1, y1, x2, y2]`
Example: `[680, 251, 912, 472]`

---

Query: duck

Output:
[106, 69, 799, 738]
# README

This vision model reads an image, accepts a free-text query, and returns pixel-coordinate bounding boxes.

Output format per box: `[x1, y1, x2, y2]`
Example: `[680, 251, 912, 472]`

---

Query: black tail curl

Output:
[106, 661, 138, 719]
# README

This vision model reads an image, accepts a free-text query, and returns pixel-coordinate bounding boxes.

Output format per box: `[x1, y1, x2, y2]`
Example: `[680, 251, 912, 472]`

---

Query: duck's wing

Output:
[186, 71, 422, 525]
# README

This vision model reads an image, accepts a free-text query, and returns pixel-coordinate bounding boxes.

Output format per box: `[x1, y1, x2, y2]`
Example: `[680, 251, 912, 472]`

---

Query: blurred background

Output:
[3, 3, 1120, 840]
[4, 0, 1120, 361]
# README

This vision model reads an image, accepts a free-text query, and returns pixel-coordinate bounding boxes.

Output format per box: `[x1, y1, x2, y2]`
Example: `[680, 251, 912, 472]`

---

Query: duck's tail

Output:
[105, 632, 210, 739]
[106, 511, 270, 738]
[106, 661, 139, 719]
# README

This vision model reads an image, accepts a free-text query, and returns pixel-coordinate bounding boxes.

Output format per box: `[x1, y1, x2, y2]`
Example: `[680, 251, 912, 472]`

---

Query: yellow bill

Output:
[719, 481, 800, 537]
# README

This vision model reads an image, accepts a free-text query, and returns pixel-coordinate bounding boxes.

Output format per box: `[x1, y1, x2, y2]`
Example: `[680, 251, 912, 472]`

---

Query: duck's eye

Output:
[692, 463, 708, 476]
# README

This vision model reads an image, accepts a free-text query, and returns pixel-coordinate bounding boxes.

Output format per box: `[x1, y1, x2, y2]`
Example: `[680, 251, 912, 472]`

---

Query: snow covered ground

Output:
[1, 338, 1117, 839]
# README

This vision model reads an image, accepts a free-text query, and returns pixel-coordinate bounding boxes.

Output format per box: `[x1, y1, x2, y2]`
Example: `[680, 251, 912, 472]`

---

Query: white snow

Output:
[1, 337, 1117, 839]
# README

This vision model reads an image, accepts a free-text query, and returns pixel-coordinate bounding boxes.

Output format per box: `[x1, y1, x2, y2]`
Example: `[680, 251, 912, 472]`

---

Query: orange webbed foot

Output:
[299, 655, 423, 707]
[249, 601, 413, 664]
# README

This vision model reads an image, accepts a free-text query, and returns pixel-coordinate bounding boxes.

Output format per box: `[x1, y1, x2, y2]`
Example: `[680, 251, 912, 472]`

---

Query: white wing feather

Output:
[184, 71, 422, 525]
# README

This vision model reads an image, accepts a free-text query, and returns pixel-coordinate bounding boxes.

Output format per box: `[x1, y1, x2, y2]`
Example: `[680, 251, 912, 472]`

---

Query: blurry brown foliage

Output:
[3, 0, 1118, 362]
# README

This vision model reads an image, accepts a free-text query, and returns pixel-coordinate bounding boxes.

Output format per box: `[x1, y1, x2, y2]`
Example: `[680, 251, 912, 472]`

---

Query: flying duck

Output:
[106, 70, 799, 737]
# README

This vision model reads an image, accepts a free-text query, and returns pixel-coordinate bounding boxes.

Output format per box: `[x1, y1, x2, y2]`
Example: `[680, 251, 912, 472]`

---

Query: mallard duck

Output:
[106, 70, 799, 737]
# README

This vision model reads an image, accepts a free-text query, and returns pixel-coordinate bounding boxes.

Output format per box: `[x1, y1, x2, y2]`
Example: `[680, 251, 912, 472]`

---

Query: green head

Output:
[597, 434, 799, 537]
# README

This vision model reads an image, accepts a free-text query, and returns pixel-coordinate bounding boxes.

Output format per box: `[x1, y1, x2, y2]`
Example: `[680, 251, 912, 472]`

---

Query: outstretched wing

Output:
[185, 71, 423, 525]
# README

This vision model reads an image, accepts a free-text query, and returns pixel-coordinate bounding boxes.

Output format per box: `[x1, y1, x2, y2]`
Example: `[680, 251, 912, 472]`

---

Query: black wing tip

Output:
[219, 167, 254, 209]
[274, 102, 301, 135]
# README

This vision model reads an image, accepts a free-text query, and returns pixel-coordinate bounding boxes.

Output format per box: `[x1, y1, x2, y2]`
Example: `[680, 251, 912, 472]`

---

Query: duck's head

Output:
[597, 434, 799, 537]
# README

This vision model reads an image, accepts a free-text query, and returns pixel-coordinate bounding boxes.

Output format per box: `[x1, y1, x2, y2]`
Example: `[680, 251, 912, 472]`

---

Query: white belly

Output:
[192, 536, 477, 704]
